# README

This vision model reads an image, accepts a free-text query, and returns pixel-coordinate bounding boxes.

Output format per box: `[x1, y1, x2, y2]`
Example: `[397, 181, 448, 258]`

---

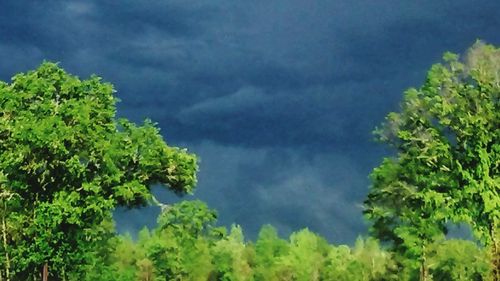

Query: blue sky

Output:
[1, 0, 500, 244]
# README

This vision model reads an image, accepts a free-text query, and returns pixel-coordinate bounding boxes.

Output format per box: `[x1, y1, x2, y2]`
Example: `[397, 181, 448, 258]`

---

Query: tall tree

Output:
[0, 62, 198, 280]
[365, 157, 447, 279]
[364, 42, 499, 280]
[0, 184, 20, 281]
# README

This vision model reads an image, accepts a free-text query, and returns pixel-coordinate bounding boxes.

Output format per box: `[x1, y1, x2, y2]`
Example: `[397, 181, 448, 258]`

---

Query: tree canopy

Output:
[364, 41, 499, 280]
[0, 62, 198, 280]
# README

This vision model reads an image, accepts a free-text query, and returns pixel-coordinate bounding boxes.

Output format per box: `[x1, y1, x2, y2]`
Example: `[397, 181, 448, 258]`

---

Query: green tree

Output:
[136, 228, 157, 281]
[321, 238, 396, 281]
[211, 225, 253, 281]
[351, 237, 397, 281]
[427, 239, 490, 281]
[0, 185, 20, 281]
[253, 225, 289, 281]
[0, 62, 198, 280]
[322, 244, 356, 281]
[365, 157, 447, 280]
[145, 200, 219, 281]
[277, 228, 328, 281]
[108, 234, 139, 281]
[364, 42, 499, 280]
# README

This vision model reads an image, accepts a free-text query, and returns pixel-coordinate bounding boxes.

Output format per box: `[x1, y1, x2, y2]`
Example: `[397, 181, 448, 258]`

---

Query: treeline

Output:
[91, 200, 489, 281]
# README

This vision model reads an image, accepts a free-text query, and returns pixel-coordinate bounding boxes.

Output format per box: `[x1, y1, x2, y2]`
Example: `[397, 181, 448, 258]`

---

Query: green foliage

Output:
[108, 234, 138, 281]
[136, 201, 219, 281]
[427, 240, 490, 281]
[253, 225, 289, 281]
[105, 212, 488, 281]
[157, 200, 218, 237]
[276, 228, 327, 281]
[364, 42, 500, 280]
[211, 225, 253, 281]
[322, 237, 396, 281]
[0, 62, 198, 279]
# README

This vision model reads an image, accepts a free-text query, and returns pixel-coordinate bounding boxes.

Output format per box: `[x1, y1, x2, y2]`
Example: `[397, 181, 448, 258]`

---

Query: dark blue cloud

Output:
[2, 0, 500, 243]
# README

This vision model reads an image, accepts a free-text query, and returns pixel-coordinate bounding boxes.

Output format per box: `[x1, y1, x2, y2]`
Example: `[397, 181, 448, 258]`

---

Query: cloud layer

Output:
[2, 0, 500, 243]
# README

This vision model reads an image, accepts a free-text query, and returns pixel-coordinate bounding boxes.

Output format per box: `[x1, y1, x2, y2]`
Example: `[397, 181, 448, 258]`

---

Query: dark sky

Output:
[1, 1, 500, 244]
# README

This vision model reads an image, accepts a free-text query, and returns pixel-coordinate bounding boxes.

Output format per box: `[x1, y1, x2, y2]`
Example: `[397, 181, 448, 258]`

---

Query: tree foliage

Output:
[253, 225, 289, 281]
[364, 41, 499, 280]
[427, 239, 490, 281]
[0, 62, 198, 280]
[142, 200, 220, 281]
[107, 221, 418, 281]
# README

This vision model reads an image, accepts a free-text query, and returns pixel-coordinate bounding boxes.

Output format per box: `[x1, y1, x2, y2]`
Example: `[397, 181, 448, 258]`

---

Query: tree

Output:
[321, 237, 396, 281]
[253, 225, 289, 281]
[0, 186, 20, 281]
[277, 228, 328, 281]
[364, 42, 499, 280]
[144, 200, 219, 280]
[364, 157, 447, 280]
[211, 225, 253, 281]
[427, 239, 490, 281]
[351, 237, 397, 280]
[108, 234, 139, 281]
[0, 62, 198, 280]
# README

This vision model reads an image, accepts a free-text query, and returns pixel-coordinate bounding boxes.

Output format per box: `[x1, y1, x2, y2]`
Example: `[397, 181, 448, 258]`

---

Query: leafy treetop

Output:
[364, 41, 499, 280]
[0, 62, 198, 280]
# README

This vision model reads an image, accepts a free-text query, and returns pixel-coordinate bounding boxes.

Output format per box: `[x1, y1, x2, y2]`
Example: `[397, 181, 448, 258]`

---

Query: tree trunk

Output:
[42, 263, 48, 281]
[419, 263, 429, 281]
[1, 206, 10, 281]
[419, 244, 429, 281]
[490, 223, 499, 281]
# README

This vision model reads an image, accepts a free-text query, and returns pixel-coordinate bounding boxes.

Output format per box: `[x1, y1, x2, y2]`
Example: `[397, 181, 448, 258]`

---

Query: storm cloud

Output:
[1, 0, 500, 243]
